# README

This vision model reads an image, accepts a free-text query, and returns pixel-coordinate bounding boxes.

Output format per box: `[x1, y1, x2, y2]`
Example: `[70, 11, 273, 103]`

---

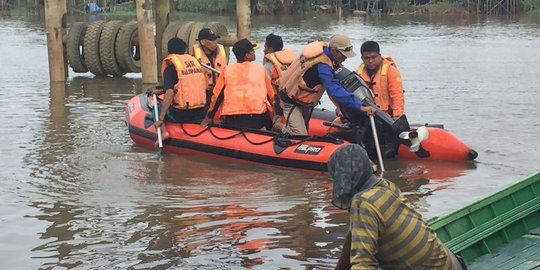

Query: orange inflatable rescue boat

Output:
[126, 93, 349, 172]
[126, 65, 478, 172]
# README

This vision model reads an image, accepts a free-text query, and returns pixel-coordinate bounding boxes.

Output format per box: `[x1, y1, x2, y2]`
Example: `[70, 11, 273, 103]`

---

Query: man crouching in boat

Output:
[149, 38, 208, 143]
[278, 33, 376, 135]
[329, 144, 467, 270]
[202, 39, 275, 130]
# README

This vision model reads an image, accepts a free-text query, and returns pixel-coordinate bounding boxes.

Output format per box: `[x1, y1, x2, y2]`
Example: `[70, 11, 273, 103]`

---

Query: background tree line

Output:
[1, 0, 537, 17]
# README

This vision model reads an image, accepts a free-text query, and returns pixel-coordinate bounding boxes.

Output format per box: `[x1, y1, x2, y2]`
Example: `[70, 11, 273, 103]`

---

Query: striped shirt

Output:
[349, 179, 456, 270]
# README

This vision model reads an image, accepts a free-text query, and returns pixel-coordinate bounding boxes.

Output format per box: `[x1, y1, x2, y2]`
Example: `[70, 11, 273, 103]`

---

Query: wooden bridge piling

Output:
[44, 0, 67, 82]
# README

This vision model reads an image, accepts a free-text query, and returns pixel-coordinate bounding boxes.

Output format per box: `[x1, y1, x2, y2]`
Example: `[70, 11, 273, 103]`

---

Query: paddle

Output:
[369, 114, 385, 172]
[152, 94, 164, 156]
[200, 62, 221, 74]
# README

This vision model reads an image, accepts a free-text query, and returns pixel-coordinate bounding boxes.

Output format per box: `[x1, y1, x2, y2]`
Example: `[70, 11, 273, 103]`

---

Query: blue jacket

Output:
[318, 47, 363, 111]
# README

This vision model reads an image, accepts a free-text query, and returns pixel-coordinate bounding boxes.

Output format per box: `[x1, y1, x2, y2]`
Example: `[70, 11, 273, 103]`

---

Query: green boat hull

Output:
[428, 172, 540, 267]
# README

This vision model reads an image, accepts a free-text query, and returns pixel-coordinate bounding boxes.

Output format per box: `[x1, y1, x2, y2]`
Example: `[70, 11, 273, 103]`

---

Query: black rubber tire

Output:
[115, 21, 141, 73]
[176, 21, 195, 45]
[160, 22, 182, 60]
[188, 22, 206, 55]
[66, 22, 88, 73]
[99, 20, 126, 77]
[204, 21, 230, 61]
[83, 20, 107, 76]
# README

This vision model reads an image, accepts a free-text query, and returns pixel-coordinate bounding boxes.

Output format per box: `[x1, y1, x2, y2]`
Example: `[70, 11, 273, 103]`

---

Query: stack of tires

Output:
[66, 21, 229, 77]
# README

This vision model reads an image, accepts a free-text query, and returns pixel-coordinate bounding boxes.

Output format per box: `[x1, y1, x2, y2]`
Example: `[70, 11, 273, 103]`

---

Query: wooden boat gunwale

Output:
[428, 172, 540, 265]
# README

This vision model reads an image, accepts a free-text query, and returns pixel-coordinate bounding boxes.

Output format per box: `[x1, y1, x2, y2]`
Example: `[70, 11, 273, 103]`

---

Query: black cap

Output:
[197, 28, 220, 41]
[232, 39, 259, 59]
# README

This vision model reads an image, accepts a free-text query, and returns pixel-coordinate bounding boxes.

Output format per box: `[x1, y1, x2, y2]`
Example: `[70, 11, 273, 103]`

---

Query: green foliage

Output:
[175, 0, 309, 15]
[522, 0, 540, 10]
[175, 0, 234, 13]
[385, 0, 412, 12]
[423, 2, 467, 14]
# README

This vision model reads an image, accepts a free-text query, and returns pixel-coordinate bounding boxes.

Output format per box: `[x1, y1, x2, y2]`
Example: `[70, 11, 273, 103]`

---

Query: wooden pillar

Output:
[50, 82, 66, 119]
[44, 0, 67, 82]
[155, 0, 169, 67]
[136, 0, 158, 84]
[236, 0, 250, 40]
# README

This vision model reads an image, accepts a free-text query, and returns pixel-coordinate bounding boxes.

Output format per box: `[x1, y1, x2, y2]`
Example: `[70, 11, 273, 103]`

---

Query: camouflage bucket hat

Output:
[328, 144, 375, 210]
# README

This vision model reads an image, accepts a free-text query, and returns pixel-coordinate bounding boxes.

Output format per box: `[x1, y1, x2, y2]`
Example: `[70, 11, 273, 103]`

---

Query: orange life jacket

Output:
[278, 41, 333, 106]
[356, 56, 403, 115]
[161, 54, 207, 110]
[193, 43, 228, 88]
[264, 49, 297, 87]
[221, 62, 271, 116]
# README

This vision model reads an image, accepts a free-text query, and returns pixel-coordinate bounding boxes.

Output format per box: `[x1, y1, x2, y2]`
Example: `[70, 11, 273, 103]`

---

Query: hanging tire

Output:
[99, 20, 126, 77]
[176, 21, 195, 47]
[188, 22, 206, 55]
[204, 21, 230, 62]
[115, 21, 141, 73]
[83, 20, 107, 76]
[160, 22, 182, 60]
[66, 22, 88, 73]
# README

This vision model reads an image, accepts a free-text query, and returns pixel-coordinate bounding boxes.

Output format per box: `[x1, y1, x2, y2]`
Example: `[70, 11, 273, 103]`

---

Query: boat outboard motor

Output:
[333, 65, 411, 134]
[333, 65, 430, 157]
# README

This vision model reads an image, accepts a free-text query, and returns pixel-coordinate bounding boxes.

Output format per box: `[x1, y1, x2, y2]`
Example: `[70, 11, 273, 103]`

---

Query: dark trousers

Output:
[167, 107, 207, 123]
[222, 112, 272, 130]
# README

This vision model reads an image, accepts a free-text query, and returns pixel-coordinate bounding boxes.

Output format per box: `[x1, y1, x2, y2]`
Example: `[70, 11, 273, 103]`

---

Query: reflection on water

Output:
[1, 13, 539, 269]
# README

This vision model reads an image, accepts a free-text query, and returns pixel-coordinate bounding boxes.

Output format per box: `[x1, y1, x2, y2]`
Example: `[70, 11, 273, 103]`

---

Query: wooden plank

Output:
[514, 236, 540, 259]
[508, 260, 540, 270]
[496, 257, 528, 270]
[468, 234, 540, 269]
[468, 253, 514, 269]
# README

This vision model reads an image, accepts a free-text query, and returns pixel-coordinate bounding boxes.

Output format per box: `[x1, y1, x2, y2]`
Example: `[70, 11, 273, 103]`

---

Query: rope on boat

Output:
[177, 122, 341, 149]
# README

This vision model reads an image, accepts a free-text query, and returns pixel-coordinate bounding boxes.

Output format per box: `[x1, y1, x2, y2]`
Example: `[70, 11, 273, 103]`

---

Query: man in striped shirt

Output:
[328, 144, 465, 270]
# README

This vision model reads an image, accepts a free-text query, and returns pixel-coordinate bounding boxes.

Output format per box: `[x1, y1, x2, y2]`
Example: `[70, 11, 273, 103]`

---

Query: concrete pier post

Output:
[155, 0, 169, 68]
[236, 0, 251, 40]
[136, 0, 158, 84]
[44, 0, 67, 82]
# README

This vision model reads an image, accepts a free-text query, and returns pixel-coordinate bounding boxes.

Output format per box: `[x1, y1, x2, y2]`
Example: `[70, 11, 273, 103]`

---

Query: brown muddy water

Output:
[0, 13, 539, 269]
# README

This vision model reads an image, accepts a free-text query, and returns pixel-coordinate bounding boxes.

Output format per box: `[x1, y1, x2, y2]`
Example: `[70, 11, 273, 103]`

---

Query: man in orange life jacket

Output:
[202, 39, 275, 130]
[263, 33, 296, 132]
[151, 38, 207, 141]
[192, 28, 228, 104]
[278, 33, 376, 136]
[356, 41, 404, 119]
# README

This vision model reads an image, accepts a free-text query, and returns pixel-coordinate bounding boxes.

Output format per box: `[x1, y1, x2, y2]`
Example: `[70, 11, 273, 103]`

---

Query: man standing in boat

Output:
[278, 33, 376, 135]
[150, 38, 208, 142]
[263, 33, 297, 132]
[356, 41, 404, 119]
[329, 144, 467, 270]
[192, 28, 228, 104]
[202, 39, 275, 130]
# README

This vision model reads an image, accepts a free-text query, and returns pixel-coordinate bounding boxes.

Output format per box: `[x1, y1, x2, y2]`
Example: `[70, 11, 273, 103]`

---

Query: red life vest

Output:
[193, 43, 228, 89]
[264, 49, 297, 87]
[278, 41, 333, 106]
[356, 56, 404, 116]
[221, 62, 272, 116]
[161, 54, 207, 109]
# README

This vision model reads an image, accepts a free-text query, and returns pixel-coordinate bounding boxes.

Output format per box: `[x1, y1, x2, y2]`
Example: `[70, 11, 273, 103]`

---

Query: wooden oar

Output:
[152, 94, 163, 156]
